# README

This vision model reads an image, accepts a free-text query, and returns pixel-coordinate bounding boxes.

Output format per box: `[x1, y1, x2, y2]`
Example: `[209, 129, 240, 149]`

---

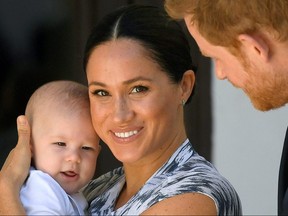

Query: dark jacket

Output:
[278, 127, 288, 215]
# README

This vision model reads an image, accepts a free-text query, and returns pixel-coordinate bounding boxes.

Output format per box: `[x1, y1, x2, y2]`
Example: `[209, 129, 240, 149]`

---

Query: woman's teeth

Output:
[115, 130, 138, 138]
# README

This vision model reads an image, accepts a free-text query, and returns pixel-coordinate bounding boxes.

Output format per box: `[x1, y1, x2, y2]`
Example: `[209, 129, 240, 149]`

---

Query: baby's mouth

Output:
[62, 171, 77, 177]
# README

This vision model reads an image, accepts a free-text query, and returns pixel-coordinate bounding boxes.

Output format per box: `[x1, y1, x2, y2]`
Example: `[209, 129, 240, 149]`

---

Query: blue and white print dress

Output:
[83, 139, 242, 215]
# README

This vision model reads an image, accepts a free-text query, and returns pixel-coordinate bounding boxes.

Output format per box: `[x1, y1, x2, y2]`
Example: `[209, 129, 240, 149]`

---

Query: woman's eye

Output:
[91, 90, 109, 96]
[131, 86, 148, 93]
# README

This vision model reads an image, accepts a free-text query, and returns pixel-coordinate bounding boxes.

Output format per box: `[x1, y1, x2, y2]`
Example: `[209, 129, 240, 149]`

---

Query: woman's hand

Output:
[0, 115, 31, 214]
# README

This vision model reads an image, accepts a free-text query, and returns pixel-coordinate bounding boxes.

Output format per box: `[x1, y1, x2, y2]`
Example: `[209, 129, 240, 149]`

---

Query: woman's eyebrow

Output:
[88, 81, 106, 87]
[123, 76, 153, 85]
[88, 76, 153, 87]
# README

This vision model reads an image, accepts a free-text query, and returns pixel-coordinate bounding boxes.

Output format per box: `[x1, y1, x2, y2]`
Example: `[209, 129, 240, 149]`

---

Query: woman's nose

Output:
[112, 97, 134, 123]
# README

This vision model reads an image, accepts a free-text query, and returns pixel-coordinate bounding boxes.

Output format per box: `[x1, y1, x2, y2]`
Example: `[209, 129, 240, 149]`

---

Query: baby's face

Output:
[31, 106, 100, 195]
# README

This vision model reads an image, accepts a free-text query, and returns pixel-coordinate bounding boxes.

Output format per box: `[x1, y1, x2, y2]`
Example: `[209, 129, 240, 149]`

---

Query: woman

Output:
[0, 5, 241, 215]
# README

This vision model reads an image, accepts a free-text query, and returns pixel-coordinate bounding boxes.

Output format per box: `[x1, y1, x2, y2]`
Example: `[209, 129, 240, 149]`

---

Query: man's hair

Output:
[165, 0, 288, 51]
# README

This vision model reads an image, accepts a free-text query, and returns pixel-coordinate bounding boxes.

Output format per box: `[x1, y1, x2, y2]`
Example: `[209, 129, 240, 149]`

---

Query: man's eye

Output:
[131, 86, 148, 93]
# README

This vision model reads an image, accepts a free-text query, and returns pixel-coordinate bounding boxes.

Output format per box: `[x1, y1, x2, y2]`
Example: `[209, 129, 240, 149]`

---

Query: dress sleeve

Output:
[156, 168, 241, 215]
[20, 170, 75, 215]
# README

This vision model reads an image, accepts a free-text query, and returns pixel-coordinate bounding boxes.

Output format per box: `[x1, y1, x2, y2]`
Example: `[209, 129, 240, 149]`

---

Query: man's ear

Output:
[238, 34, 270, 62]
[181, 70, 195, 100]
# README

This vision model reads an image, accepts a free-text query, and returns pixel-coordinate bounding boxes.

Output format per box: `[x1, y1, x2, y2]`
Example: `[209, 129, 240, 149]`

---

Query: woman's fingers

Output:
[1, 115, 31, 188]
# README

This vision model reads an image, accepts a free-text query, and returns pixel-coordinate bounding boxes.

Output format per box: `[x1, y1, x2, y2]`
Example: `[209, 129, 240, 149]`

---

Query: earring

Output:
[182, 100, 186, 107]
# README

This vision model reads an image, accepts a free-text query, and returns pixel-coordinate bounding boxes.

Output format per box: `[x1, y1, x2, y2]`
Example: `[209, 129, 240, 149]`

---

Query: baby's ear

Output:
[97, 144, 102, 156]
[30, 139, 36, 168]
[29, 137, 34, 157]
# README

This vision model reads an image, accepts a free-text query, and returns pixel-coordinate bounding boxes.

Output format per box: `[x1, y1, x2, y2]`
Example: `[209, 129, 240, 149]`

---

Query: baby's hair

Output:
[25, 80, 89, 125]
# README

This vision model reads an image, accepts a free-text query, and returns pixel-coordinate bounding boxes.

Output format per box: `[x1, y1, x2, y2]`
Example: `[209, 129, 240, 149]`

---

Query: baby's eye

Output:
[131, 85, 148, 93]
[54, 142, 66, 147]
[82, 146, 94, 151]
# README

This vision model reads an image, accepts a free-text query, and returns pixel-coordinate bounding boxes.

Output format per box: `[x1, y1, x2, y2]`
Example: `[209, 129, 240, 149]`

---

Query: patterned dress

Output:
[83, 139, 242, 215]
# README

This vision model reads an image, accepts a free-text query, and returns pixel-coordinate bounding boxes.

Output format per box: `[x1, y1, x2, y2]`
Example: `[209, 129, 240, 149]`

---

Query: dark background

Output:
[0, 0, 212, 178]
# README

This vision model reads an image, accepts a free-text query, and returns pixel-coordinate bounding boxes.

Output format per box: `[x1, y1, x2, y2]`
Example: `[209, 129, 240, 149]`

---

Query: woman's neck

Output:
[115, 136, 187, 209]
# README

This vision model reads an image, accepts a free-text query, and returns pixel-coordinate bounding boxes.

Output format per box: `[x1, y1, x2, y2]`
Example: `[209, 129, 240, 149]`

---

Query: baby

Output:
[20, 80, 100, 215]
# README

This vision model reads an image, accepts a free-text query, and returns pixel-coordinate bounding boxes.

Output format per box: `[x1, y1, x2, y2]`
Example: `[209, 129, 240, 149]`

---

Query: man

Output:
[164, 0, 288, 215]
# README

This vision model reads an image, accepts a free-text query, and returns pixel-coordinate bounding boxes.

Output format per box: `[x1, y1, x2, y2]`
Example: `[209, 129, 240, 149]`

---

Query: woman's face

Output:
[86, 39, 188, 166]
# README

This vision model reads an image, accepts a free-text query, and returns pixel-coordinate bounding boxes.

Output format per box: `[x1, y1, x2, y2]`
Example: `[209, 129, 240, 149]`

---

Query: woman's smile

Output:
[114, 130, 139, 138]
